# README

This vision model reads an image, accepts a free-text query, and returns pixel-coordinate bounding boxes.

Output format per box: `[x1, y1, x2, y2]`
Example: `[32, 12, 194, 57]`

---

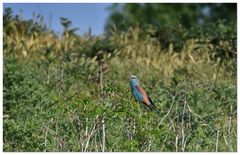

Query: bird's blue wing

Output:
[131, 87, 139, 101]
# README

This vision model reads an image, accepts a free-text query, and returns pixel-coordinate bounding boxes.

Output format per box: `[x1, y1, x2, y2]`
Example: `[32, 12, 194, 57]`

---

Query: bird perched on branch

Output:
[129, 75, 159, 114]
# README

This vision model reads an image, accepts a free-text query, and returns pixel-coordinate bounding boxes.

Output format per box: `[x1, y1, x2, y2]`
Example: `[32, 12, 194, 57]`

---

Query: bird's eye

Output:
[131, 76, 136, 79]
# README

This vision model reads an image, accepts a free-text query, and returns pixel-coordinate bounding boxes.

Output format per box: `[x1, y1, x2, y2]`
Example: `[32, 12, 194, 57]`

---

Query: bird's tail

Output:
[153, 107, 160, 116]
[147, 96, 160, 116]
[150, 104, 160, 116]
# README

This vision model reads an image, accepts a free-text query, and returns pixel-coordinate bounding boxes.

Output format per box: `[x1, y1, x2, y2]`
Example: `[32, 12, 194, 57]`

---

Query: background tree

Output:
[105, 3, 237, 56]
[105, 3, 236, 31]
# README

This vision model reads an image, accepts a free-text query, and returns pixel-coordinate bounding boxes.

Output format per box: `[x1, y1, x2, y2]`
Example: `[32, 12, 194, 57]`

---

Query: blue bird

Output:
[129, 75, 159, 114]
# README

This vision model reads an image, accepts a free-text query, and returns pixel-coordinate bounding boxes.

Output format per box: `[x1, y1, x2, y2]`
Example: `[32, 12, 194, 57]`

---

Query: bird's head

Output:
[129, 75, 139, 85]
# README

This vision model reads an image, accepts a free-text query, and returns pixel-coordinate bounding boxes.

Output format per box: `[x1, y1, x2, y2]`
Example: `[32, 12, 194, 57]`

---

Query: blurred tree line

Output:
[105, 3, 237, 58]
[105, 3, 236, 30]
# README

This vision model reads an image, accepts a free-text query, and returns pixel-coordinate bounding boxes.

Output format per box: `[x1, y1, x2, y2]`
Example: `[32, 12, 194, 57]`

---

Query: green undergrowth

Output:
[3, 8, 237, 152]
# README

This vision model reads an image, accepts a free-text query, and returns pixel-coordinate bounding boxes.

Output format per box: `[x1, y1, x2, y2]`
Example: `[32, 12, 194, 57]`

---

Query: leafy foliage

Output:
[3, 6, 237, 152]
[106, 3, 237, 54]
[106, 4, 236, 30]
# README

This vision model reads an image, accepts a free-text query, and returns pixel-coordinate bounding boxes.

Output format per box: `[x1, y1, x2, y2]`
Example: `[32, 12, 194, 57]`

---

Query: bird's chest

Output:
[131, 84, 143, 100]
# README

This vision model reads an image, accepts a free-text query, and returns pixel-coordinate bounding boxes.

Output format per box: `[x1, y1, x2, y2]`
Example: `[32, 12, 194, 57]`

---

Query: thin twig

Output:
[168, 116, 178, 131]
[181, 101, 186, 152]
[228, 105, 233, 152]
[102, 118, 106, 152]
[216, 130, 220, 152]
[146, 141, 152, 152]
[44, 126, 49, 152]
[175, 133, 178, 152]
[55, 119, 59, 149]
[84, 122, 97, 152]
[223, 134, 229, 146]
[186, 101, 204, 120]
[42, 125, 65, 151]
[158, 95, 176, 126]
[183, 130, 194, 151]
[161, 134, 169, 151]
[85, 118, 88, 139]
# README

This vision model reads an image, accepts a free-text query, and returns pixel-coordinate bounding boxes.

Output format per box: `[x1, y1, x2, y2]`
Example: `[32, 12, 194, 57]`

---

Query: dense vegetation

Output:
[3, 4, 237, 152]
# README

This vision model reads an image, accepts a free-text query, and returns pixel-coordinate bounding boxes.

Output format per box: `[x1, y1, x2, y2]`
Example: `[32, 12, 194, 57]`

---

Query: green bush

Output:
[3, 7, 237, 152]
